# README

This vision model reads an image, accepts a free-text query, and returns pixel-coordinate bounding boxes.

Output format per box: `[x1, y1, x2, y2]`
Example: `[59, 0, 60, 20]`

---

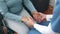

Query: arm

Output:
[34, 23, 48, 34]
[24, 0, 37, 13]
[24, 0, 46, 23]
[0, 1, 22, 21]
[21, 16, 49, 33]
[33, 23, 58, 34]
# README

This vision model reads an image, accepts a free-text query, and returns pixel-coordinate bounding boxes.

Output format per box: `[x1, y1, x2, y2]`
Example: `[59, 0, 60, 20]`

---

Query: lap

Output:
[4, 9, 30, 34]
[5, 19, 29, 34]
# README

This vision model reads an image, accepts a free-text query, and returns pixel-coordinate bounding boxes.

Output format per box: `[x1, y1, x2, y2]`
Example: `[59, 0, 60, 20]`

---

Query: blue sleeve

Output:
[51, 0, 60, 33]
[24, 0, 36, 13]
[0, 0, 22, 22]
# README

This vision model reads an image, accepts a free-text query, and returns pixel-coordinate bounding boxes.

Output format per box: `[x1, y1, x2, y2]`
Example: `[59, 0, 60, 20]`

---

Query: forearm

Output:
[24, 0, 36, 13]
[0, 1, 22, 22]
[33, 23, 58, 34]
[0, 9, 22, 22]
[4, 12, 22, 22]
[33, 23, 48, 33]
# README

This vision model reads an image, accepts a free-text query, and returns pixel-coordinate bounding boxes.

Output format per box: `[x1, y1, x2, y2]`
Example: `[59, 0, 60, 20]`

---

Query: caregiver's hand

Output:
[21, 17, 34, 27]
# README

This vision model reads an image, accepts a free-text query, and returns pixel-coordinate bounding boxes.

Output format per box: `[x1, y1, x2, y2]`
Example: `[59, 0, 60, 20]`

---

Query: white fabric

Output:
[5, 8, 31, 34]
[46, 15, 53, 21]
[34, 23, 59, 34]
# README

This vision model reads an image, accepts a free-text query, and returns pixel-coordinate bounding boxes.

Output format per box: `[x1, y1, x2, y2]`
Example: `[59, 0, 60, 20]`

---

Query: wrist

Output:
[32, 22, 34, 26]
[32, 10, 38, 14]
[29, 22, 35, 27]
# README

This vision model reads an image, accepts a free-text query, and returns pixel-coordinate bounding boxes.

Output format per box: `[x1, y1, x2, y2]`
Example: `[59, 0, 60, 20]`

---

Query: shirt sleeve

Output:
[0, 1, 22, 22]
[33, 23, 57, 34]
[33, 23, 48, 34]
[24, 0, 36, 13]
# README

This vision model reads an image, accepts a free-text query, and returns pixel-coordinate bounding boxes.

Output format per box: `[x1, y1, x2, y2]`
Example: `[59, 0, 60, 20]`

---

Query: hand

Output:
[32, 11, 40, 22]
[21, 16, 34, 27]
[39, 12, 46, 22]
[32, 11, 46, 23]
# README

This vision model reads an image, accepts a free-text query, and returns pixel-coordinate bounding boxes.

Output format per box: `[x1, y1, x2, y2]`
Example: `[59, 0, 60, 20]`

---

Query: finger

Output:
[22, 17, 28, 22]
[27, 17, 33, 22]
[34, 15, 37, 19]
[37, 18, 41, 23]
[41, 15, 46, 20]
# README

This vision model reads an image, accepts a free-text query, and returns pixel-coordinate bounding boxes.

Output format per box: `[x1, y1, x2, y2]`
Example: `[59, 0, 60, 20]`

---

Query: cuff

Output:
[33, 24, 48, 33]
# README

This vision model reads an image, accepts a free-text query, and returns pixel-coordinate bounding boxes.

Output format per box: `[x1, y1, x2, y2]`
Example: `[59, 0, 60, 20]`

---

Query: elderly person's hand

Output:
[32, 11, 46, 23]
[21, 17, 34, 27]
[39, 12, 46, 22]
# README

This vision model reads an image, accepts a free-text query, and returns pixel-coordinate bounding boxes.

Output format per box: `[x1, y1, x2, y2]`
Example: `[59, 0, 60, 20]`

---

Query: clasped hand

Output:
[21, 11, 46, 27]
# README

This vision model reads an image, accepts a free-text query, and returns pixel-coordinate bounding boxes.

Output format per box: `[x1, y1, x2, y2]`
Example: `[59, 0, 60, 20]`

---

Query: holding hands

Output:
[21, 11, 46, 27]
[21, 16, 34, 27]
[32, 11, 46, 23]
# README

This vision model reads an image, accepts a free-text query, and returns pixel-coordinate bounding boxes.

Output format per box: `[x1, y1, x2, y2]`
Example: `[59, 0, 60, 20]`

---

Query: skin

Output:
[21, 11, 46, 27]
[32, 11, 46, 23]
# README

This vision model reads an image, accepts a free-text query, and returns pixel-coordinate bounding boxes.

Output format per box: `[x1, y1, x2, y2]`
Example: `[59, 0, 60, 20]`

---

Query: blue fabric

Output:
[50, 0, 60, 33]
[28, 21, 50, 34]
[0, 0, 36, 21]
[28, 28, 41, 34]
[39, 21, 50, 26]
